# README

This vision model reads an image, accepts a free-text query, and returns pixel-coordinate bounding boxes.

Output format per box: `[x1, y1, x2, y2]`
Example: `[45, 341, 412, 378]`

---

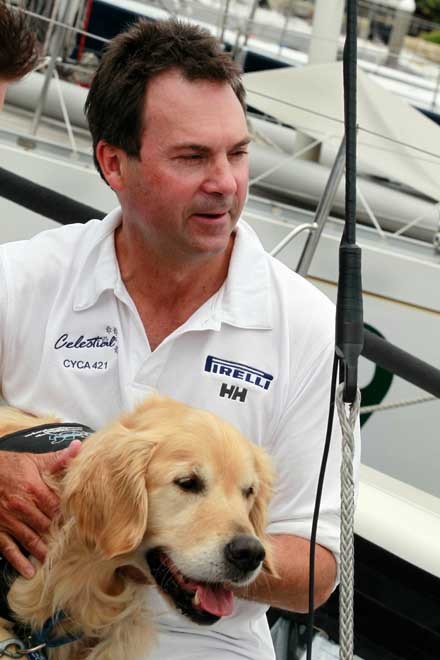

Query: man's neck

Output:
[114, 225, 235, 350]
[115, 225, 234, 303]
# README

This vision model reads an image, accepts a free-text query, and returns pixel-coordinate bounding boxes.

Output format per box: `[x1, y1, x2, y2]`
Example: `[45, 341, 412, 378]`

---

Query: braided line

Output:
[336, 383, 361, 660]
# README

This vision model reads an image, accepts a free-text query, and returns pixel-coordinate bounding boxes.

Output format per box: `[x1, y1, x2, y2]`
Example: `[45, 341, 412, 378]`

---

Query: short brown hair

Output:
[0, 1, 39, 81]
[85, 18, 246, 180]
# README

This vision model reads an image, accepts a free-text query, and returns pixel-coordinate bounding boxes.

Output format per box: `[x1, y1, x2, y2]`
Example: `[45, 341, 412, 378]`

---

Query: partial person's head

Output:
[86, 19, 250, 263]
[0, 1, 38, 109]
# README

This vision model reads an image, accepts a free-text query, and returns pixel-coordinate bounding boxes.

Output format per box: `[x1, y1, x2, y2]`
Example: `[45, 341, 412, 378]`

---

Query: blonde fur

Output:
[1, 395, 275, 659]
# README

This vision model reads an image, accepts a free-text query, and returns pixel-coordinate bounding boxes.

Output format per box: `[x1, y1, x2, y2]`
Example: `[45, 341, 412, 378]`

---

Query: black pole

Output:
[363, 329, 440, 399]
[335, 0, 364, 404]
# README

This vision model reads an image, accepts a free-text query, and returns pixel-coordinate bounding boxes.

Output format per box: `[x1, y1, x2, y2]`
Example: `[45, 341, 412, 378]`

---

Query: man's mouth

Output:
[146, 548, 234, 625]
[191, 210, 229, 220]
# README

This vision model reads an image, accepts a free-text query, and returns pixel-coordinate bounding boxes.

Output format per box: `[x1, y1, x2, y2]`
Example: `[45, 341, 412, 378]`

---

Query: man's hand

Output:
[0, 441, 81, 577]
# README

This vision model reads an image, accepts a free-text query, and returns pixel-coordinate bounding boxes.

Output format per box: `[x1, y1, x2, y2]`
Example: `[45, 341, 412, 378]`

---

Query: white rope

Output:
[336, 383, 361, 660]
[360, 394, 437, 415]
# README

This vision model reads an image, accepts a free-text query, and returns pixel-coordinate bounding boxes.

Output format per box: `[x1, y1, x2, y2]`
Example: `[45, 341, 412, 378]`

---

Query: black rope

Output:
[306, 353, 339, 660]
[0, 167, 106, 225]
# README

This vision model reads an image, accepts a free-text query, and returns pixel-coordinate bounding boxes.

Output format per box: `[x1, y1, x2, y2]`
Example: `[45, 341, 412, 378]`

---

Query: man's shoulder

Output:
[267, 252, 335, 315]
[1, 218, 102, 261]
[0, 216, 112, 287]
[261, 253, 336, 363]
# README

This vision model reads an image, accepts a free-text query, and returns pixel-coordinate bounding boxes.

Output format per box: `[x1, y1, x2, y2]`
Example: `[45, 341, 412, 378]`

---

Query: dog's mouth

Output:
[146, 548, 234, 625]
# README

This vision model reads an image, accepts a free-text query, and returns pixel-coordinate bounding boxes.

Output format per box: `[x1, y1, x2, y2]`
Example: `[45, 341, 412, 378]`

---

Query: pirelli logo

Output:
[204, 355, 273, 392]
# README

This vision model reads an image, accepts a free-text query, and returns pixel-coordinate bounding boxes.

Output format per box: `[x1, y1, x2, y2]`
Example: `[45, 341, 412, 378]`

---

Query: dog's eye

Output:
[174, 476, 204, 493]
[243, 485, 255, 499]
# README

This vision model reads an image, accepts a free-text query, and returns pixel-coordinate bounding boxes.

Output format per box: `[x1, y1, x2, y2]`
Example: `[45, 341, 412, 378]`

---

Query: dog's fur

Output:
[0, 395, 275, 659]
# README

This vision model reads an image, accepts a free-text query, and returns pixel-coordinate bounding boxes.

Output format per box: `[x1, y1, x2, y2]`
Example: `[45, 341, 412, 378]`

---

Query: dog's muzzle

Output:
[146, 535, 266, 626]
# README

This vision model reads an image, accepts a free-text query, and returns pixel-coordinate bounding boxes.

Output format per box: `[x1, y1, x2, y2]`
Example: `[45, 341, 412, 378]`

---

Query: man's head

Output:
[86, 19, 249, 265]
[0, 2, 38, 109]
[85, 18, 246, 180]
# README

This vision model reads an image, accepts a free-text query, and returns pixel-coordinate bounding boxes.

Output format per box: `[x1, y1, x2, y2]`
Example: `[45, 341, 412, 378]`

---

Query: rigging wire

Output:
[245, 89, 440, 162]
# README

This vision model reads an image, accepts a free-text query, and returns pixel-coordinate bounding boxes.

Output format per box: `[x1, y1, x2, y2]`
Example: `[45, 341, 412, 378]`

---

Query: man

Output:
[0, 0, 39, 109]
[0, 18, 359, 660]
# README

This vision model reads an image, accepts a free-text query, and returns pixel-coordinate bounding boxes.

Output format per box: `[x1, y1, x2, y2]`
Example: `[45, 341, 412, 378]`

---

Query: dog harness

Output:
[0, 611, 80, 659]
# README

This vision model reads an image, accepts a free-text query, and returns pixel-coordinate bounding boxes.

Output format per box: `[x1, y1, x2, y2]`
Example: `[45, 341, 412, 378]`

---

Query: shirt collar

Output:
[73, 207, 122, 311]
[73, 208, 273, 330]
[215, 220, 273, 330]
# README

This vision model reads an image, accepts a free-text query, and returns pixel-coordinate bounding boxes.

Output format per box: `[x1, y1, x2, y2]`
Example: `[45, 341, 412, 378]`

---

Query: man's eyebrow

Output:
[172, 137, 251, 153]
[232, 137, 251, 149]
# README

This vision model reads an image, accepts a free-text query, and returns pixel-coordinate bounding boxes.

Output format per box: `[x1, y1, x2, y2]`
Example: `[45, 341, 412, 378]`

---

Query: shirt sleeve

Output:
[265, 337, 361, 579]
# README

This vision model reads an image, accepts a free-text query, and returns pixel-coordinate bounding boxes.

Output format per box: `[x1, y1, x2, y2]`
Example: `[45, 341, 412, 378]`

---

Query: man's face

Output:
[117, 69, 250, 263]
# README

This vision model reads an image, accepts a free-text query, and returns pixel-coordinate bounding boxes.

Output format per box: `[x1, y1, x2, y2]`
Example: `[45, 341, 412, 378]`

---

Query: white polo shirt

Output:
[0, 208, 358, 660]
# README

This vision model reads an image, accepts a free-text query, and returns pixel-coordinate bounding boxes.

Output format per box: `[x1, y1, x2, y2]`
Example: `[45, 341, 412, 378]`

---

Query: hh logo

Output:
[204, 355, 273, 391]
[219, 383, 248, 403]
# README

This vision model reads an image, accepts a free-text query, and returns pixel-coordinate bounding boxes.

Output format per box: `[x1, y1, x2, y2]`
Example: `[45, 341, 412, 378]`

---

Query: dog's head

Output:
[63, 395, 275, 624]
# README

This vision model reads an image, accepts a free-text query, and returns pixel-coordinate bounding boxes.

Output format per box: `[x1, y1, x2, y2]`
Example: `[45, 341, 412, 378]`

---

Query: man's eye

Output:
[174, 475, 205, 493]
[230, 150, 248, 158]
[180, 154, 203, 161]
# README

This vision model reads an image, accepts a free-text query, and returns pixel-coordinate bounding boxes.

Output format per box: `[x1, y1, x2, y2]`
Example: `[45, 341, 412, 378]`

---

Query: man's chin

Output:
[186, 221, 237, 256]
[190, 233, 235, 260]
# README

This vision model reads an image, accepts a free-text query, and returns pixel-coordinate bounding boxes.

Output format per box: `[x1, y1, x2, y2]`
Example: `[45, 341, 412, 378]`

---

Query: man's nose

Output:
[202, 156, 238, 196]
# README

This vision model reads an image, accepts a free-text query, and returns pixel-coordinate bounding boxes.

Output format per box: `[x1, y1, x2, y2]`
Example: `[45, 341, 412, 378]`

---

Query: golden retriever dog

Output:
[0, 395, 274, 660]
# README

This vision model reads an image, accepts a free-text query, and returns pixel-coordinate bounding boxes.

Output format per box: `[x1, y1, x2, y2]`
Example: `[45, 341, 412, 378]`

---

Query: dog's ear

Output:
[62, 423, 157, 559]
[250, 446, 278, 577]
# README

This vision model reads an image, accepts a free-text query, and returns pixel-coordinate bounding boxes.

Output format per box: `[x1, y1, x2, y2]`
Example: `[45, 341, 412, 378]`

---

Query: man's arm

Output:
[233, 533, 336, 613]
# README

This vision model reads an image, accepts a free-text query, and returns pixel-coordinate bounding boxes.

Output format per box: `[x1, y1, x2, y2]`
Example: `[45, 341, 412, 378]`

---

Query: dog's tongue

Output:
[196, 584, 234, 617]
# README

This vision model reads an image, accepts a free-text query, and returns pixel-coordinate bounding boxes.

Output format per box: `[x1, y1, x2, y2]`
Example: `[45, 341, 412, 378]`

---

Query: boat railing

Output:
[249, 129, 439, 247]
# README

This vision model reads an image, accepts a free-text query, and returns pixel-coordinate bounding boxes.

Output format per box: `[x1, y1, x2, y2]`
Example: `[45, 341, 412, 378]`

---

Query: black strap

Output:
[0, 423, 94, 453]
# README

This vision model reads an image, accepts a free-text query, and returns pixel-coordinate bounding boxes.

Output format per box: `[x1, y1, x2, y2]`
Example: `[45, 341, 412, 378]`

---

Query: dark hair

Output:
[0, 1, 39, 80]
[85, 18, 246, 180]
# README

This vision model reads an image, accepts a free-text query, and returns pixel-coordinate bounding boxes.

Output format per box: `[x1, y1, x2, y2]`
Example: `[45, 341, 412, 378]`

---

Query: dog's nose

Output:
[224, 535, 265, 572]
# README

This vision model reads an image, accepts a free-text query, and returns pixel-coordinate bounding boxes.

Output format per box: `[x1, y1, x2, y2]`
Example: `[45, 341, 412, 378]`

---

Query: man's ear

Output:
[95, 140, 126, 191]
[63, 425, 157, 559]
